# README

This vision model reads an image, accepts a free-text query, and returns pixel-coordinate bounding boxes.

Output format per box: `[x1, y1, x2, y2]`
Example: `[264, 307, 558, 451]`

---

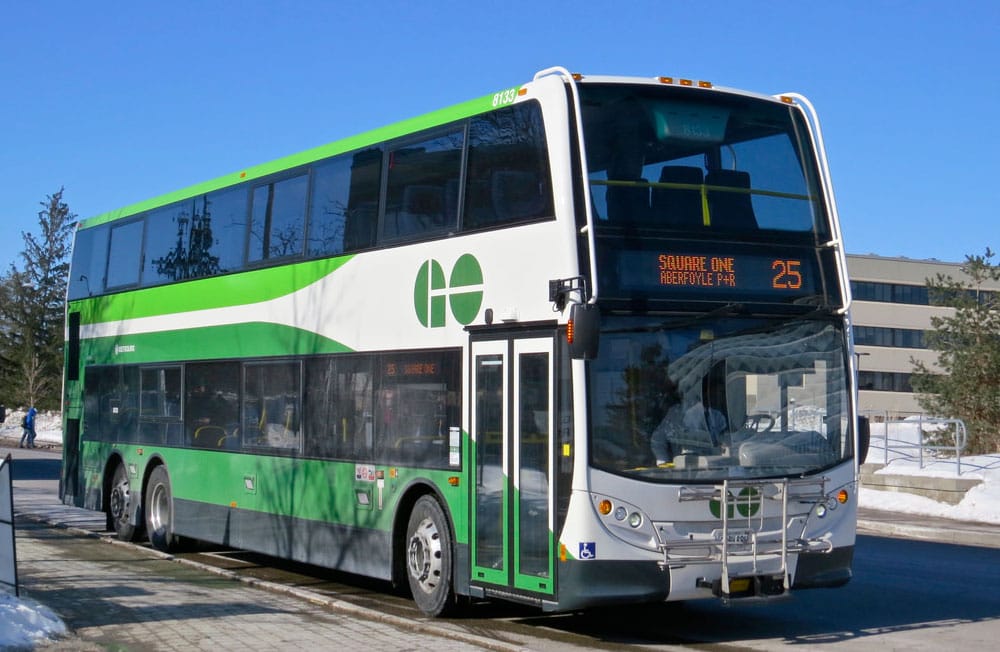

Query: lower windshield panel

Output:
[589, 316, 851, 481]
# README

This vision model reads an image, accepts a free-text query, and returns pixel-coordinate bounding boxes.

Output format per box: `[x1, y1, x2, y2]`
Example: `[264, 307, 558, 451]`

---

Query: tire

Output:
[405, 495, 454, 616]
[145, 465, 181, 553]
[108, 462, 140, 542]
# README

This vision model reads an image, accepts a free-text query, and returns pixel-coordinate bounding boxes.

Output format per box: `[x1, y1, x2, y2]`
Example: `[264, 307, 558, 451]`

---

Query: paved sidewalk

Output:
[2, 446, 517, 652]
[16, 519, 497, 652]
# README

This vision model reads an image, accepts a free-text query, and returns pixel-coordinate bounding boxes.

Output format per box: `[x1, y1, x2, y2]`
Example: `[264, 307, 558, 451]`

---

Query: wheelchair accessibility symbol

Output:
[578, 542, 596, 560]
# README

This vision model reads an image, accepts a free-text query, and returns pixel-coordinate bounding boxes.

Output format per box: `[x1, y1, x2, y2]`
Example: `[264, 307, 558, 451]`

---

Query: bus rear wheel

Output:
[145, 465, 181, 553]
[405, 495, 454, 616]
[108, 462, 140, 542]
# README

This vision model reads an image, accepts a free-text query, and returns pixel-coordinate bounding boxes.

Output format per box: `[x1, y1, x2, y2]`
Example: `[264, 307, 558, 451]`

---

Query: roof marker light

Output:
[658, 76, 674, 84]
[572, 73, 583, 81]
[698, 80, 713, 88]
[780, 96, 795, 104]
[680, 79, 694, 86]
[517, 88, 527, 96]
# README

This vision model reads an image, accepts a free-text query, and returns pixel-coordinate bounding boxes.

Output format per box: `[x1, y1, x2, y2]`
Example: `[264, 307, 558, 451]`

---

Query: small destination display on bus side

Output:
[610, 249, 820, 301]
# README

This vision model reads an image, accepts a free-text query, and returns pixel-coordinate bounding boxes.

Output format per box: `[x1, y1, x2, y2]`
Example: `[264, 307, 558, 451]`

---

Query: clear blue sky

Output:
[2, 1, 997, 272]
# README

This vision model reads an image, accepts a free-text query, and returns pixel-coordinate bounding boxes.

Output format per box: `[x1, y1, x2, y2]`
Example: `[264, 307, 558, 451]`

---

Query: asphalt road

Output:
[4, 443, 1000, 650]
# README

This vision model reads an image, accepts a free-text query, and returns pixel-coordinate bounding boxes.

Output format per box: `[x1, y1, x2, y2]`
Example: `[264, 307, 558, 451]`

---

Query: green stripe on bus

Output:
[84, 321, 353, 363]
[72, 255, 353, 323]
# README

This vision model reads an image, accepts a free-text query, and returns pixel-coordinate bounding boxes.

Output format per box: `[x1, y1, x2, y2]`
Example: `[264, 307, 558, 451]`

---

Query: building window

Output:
[858, 371, 913, 393]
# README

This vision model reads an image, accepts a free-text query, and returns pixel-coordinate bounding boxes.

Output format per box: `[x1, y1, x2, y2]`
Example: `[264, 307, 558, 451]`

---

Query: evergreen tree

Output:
[911, 248, 1000, 454]
[0, 188, 76, 409]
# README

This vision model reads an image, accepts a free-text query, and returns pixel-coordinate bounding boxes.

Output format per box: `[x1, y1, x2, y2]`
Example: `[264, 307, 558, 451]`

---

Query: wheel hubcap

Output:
[408, 517, 442, 594]
[110, 484, 128, 521]
[149, 484, 167, 533]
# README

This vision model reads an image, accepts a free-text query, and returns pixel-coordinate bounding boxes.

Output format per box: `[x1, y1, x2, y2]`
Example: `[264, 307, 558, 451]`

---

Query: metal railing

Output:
[864, 411, 969, 475]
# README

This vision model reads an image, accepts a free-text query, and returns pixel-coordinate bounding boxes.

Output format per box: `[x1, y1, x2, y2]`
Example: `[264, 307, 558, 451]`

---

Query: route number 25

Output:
[771, 259, 803, 290]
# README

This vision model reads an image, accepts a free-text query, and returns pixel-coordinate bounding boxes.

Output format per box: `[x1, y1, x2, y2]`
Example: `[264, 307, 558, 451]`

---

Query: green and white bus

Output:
[62, 67, 863, 615]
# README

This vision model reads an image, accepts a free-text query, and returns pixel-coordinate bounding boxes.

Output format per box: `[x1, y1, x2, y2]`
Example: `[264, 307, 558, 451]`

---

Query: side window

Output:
[139, 367, 183, 445]
[144, 203, 192, 285]
[304, 355, 374, 460]
[204, 187, 249, 273]
[465, 102, 552, 230]
[83, 366, 119, 441]
[106, 220, 144, 289]
[68, 224, 109, 299]
[374, 350, 461, 468]
[383, 130, 464, 242]
[244, 361, 301, 452]
[308, 148, 381, 256]
[186, 362, 240, 448]
[249, 173, 309, 263]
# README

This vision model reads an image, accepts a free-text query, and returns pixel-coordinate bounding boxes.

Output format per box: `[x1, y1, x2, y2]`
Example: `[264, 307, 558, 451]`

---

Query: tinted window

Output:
[204, 187, 249, 272]
[249, 173, 308, 262]
[374, 350, 461, 467]
[383, 130, 463, 241]
[186, 362, 240, 448]
[144, 203, 193, 285]
[139, 366, 183, 445]
[106, 220, 144, 289]
[465, 102, 552, 230]
[304, 355, 375, 460]
[582, 84, 827, 236]
[244, 361, 301, 452]
[68, 225, 108, 299]
[308, 148, 381, 256]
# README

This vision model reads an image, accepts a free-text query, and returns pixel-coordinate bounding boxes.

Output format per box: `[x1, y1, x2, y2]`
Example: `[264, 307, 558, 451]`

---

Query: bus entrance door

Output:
[470, 336, 555, 602]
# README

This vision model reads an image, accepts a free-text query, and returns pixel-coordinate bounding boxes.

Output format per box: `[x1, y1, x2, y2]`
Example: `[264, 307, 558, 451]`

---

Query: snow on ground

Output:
[861, 416, 1000, 524]
[1, 410, 998, 645]
[0, 591, 67, 649]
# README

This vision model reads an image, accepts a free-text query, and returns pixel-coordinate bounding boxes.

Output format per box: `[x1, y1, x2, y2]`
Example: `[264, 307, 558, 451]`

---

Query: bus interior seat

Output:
[606, 177, 649, 223]
[705, 169, 758, 230]
[651, 166, 705, 228]
[492, 170, 544, 222]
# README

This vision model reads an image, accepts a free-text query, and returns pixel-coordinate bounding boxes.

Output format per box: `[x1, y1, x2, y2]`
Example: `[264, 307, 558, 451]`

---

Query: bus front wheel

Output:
[405, 495, 454, 616]
[145, 465, 181, 553]
[108, 462, 140, 542]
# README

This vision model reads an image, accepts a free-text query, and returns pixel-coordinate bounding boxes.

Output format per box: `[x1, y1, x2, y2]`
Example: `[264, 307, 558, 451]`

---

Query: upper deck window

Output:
[249, 173, 309, 263]
[106, 220, 144, 289]
[580, 84, 828, 239]
[464, 102, 552, 230]
[382, 130, 464, 242]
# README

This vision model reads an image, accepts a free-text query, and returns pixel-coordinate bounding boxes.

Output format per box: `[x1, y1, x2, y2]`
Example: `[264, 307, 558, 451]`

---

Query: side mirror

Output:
[568, 303, 600, 360]
[857, 415, 870, 464]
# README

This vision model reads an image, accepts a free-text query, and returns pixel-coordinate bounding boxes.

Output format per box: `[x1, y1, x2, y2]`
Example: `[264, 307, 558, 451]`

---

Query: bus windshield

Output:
[580, 83, 828, 237]
[588, 315, 851, 481]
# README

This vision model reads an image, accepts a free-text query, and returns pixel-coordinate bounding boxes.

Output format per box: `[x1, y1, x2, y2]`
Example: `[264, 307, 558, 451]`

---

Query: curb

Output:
[857, 517, 1000, 549]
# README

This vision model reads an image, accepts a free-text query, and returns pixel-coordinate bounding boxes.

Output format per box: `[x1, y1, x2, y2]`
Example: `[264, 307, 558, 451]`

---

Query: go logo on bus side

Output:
[709, 486, 762, 518]
[414, 254, 484, 328]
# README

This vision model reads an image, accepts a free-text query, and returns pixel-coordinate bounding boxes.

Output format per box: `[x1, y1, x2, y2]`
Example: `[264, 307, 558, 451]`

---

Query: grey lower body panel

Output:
[174, 497, 393, 580]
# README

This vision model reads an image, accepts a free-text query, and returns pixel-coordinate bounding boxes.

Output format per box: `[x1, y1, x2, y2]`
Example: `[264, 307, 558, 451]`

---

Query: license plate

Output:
[712, 529, 752, 545]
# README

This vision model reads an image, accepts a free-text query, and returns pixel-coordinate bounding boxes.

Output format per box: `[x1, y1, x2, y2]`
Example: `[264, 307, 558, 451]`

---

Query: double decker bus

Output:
[61, 67, 862, 615]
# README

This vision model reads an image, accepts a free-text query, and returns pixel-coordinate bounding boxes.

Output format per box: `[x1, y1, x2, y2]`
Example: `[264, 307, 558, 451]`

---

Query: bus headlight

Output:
[628, 512, 643, 528]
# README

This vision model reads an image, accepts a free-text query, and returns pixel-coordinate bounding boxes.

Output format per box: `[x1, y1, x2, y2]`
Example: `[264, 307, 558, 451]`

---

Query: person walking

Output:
[19, 406, 38, 448]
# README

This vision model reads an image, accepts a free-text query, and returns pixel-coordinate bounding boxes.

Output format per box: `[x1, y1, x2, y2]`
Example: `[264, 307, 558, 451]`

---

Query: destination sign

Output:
[656, 254, 802, 291]
[605, 247, 822, 303]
